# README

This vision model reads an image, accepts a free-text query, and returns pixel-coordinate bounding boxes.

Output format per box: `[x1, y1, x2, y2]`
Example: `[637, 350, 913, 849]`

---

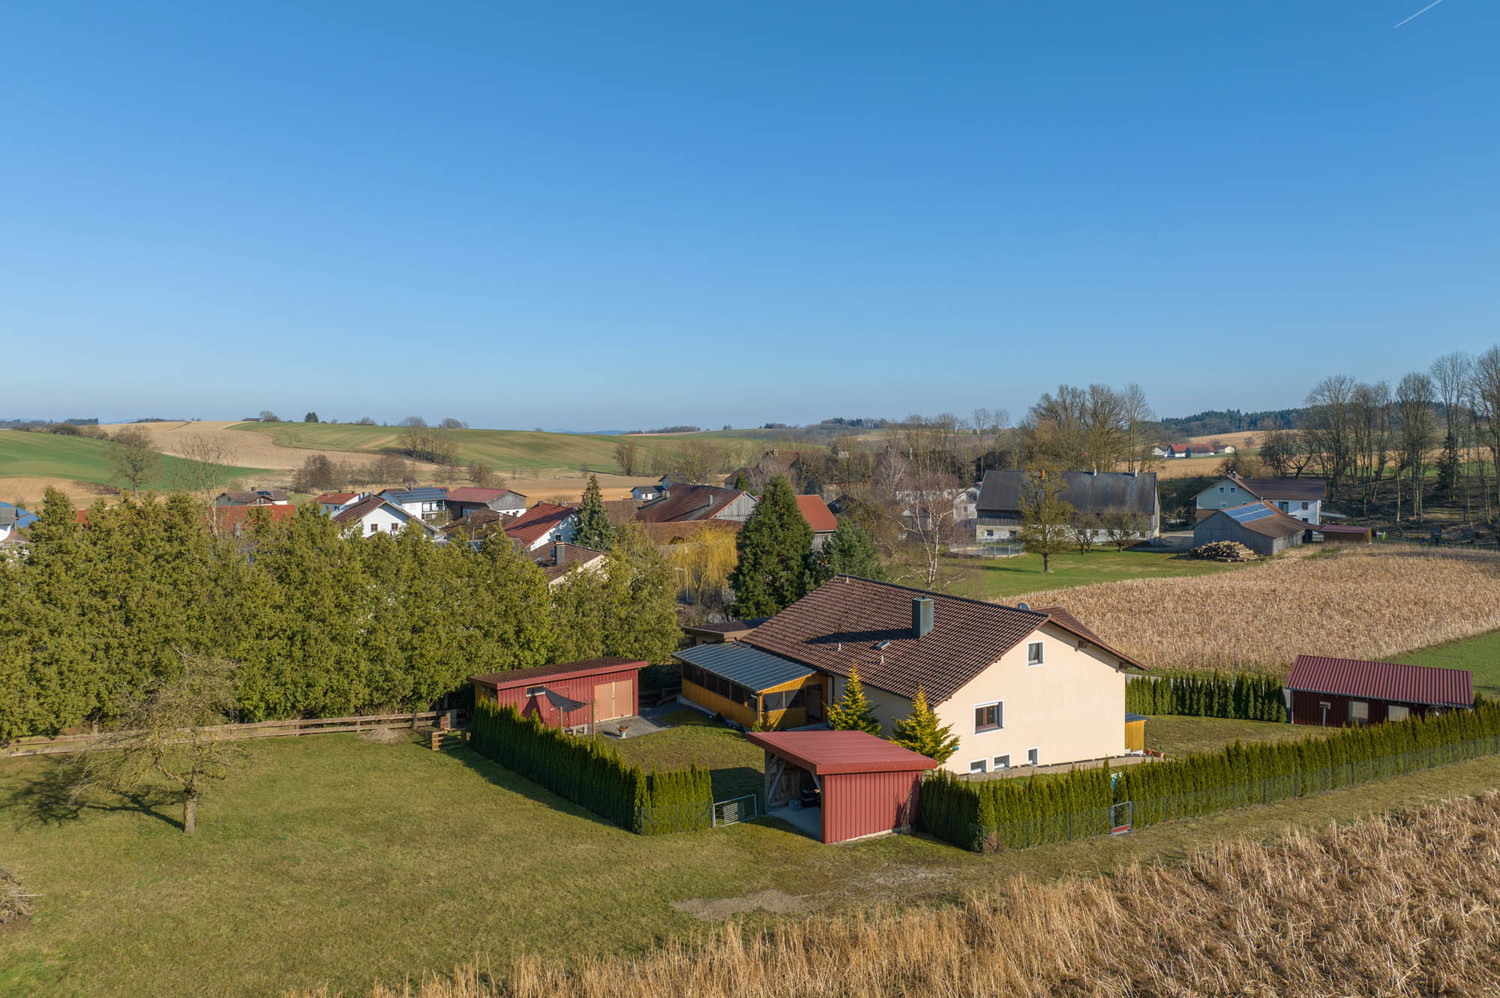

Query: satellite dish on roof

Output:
[1017, 602, 1030, 611]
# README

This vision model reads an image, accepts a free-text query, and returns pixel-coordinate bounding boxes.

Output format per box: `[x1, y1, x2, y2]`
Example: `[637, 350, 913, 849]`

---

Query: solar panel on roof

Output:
[1226, 504, 1274, 523]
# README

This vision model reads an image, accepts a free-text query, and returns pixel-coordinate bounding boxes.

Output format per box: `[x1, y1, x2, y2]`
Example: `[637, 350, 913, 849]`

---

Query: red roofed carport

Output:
[747, 730, 938, 844]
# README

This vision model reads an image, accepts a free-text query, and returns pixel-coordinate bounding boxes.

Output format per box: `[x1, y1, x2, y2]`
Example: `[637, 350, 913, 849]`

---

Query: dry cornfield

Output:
[1015, 545, 1500, 671]
[291, 792, 1500, 998]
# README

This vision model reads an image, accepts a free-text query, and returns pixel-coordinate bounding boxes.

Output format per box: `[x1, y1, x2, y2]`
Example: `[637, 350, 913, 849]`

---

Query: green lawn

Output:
[229, 423, 768, 476]
[1144, 715, 1327, 757]
[1395, 629, 1500, 697]
[947, 547, 1246, 601]
[0, 431, 269, 496]
[611, 709, 765, 801]
[6, 730, 1500, 997]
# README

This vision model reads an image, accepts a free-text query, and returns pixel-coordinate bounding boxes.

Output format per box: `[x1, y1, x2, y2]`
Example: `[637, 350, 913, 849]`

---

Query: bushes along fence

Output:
[1126, 671, 1285, 721]
[469, 700, 712, 835]
[922, 701, 1500, 851]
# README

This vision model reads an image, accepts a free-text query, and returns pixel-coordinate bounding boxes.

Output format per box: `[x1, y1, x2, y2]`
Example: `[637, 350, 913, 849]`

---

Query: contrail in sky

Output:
[0, 80, 63, 112]
[1393, 0, 1447, 28]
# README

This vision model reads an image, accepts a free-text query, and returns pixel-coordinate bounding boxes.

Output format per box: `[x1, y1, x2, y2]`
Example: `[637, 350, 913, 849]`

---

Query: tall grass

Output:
[1017, 545, 1500, 670]
[292, 791, 1500, 997]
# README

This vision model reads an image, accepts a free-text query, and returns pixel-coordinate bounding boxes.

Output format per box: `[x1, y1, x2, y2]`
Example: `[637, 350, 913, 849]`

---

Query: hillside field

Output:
[229, 422, 765, 477]
[0, 431, 270, 505]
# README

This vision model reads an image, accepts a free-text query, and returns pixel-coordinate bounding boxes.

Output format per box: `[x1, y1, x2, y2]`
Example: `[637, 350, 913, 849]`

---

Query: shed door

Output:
[594, 680, 631, 721]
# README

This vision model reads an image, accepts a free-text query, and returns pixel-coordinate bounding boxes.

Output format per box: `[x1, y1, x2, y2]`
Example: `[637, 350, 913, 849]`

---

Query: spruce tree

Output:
[573, 474, 615, 551]
[889, 686, 959, 762]
[728, 475, 814, 617]
[826, 666, 882, 735]
[732, 471, 750, 491]
[812, 517, 883, 583]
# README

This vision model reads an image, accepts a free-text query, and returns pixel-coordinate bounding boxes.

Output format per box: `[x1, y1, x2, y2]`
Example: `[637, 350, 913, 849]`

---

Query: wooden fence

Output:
[3, 710, 467, 758]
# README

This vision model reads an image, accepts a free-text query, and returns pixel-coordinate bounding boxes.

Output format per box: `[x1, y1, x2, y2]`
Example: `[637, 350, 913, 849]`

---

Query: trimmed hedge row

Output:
[922, 701, 1500, 852]
[1126, 672, 1285, 721]
[469, 700, 713, 835]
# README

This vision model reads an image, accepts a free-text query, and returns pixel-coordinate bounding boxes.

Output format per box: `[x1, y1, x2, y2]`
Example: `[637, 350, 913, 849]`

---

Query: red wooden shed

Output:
[1286, 654, 1473, 728]
[470, 658, 647, 731]
[747, 730, 938, 844]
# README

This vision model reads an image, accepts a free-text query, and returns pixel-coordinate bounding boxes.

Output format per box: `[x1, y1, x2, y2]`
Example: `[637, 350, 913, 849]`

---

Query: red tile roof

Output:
[503, 502, 577, 545]
[796, 494, 837, 533]
[314, 492, 360, 504]
[747, 730, 938, 775]
[470, 657, 647, 690]
[743, 576, 1144, 704]
[333, 496, 417, 527]
[1287, 655, 1473, 709]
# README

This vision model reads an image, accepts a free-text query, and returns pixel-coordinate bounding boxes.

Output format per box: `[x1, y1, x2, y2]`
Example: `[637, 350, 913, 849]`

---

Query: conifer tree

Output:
[889, 686, 959, 762]
[732, 471, 750, 491]
[573, 474, 615, 550]
[728, 475, 814, 617]
[810, 517, 883, 584]
[826, 666, 882, 735]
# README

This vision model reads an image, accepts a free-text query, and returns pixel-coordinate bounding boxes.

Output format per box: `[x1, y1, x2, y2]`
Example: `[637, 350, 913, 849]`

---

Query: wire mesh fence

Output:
[712, 794, 758, 827]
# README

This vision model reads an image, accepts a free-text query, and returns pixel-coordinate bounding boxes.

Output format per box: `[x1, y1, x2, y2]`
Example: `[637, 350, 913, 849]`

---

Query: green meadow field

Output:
[229, 422, 766, 476]
[0, 431, 269, 497]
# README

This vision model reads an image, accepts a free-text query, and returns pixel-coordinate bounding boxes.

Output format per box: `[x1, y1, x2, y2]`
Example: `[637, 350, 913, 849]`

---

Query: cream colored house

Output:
[736, 576, 1145, 774]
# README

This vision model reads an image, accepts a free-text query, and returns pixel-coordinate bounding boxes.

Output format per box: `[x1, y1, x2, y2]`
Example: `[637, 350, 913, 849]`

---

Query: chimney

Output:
[912, 597, 934, 639]
[553, 541, 564, 565]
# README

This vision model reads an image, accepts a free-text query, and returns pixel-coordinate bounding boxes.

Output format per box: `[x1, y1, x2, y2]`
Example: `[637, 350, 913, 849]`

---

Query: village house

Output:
[1195, 473, 1326, 525]
[333, 495, 438, 537]
[675, 576, 1146, 775]
[377, 486, 449, 522]
[1285, 655, 1473, 727]
[445, 486, 527, 520]
[0, 502, 37, 544]
[530, 541, 607, 586]
[796, 494, 838, 550]
[634, 484, 757, 525]
[503, 501, 579, 552]
[975, 470, 1159, 543]
[313, 491, 369, 516]
[214, 488, 290, 506]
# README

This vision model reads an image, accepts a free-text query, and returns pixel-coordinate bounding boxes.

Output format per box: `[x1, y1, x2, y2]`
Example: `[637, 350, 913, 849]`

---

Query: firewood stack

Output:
[1190, 541, 1258, 562]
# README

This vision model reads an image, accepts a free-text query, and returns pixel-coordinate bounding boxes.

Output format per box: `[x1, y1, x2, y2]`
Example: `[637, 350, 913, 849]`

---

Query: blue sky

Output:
[2, 2, 1497, 430]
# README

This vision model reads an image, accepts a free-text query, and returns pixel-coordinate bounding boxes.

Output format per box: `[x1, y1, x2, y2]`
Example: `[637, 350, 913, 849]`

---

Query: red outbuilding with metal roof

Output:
[470, 658, 646, 730]
[747, 730, 938, 844]
[1286, 654, 1472, 728]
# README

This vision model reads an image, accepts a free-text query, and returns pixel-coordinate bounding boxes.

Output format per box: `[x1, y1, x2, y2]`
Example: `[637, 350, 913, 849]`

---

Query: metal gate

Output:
[713, 795, 758, 827]
[1110, 801, 1133, 835]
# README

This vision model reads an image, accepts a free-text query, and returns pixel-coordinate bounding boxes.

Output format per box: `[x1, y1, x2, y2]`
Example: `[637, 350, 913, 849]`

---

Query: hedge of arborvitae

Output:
[0, 489, 680, 743]
[470, 700, 713, 834]
[1126, 672, 1286, 721]
[921, 702, 1500, 852]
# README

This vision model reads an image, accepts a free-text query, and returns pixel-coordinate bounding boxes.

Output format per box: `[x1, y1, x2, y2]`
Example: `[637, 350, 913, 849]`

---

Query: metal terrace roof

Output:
[747, 730, 939, 775]
[1287, 655, 1473, 709]
[380, 487, 449, 503]
[674, 641, 815, 693]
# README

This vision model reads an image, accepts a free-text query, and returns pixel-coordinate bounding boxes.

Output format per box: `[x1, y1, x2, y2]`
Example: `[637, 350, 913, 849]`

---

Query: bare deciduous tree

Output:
[83, 656, 245, 835]
[109, 426, 161, 491]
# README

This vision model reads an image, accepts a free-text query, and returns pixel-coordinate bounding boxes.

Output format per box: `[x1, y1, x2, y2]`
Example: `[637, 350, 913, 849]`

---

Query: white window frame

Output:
[994, 754, 1010, 770]
[1026, 747, 1040, 767]
[973, 700, 1003, 733]
[1026, 641, 1044, 666]
[969, 759, 987, 774]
